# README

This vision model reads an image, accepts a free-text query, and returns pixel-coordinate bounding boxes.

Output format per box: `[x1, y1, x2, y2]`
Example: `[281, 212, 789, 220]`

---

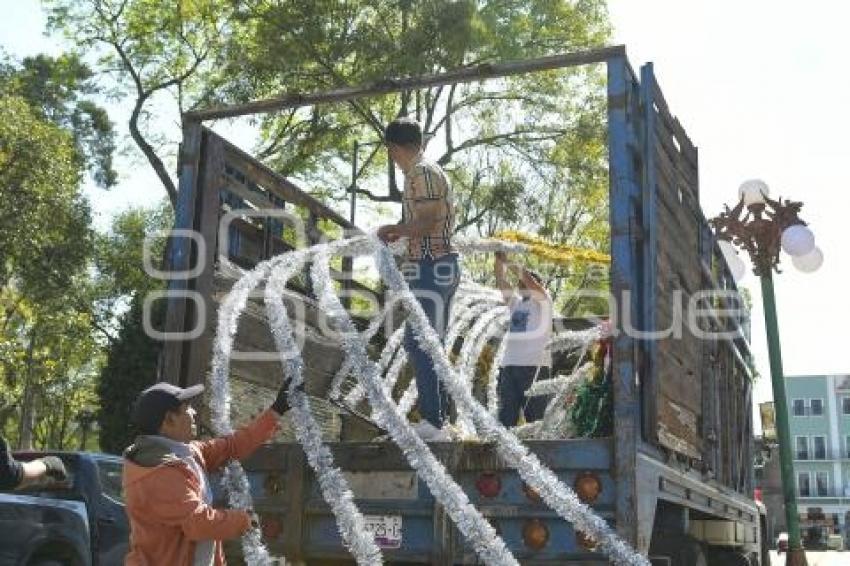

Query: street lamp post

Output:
[711, 180, 822, 566]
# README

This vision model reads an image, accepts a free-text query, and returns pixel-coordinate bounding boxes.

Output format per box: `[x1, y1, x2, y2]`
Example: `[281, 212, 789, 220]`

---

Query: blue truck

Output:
[0, 451, 129, 565]
[162, 46, 768, 564]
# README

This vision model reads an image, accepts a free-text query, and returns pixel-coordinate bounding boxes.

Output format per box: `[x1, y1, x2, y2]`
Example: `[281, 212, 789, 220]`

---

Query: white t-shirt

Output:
[500, 292, 553, 368]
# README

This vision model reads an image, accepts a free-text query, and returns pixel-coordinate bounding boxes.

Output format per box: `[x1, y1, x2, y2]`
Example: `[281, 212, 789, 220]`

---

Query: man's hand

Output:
[377, 224, 403, 243]
[39, 456, 67, 481]
[270, 377, 304, 415]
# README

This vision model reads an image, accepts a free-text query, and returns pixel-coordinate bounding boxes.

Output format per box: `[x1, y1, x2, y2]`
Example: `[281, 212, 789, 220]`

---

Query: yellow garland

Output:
[495, 230, 611, 266]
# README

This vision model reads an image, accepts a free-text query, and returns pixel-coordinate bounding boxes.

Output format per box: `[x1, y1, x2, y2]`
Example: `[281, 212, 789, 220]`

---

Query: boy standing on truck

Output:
[377, 117, 458, 442]
[122, 380, 294, 565]
[493, 251, 554, 426]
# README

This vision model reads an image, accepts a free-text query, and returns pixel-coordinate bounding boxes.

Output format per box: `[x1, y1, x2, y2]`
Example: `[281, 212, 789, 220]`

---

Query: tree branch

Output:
[437, 129, 566, 166]
[106, 26, 208, 208]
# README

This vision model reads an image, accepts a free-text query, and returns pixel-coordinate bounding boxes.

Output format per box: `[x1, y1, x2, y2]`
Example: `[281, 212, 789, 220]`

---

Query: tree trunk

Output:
[18, 380, 36, 450]
[17, 333, 37, 450]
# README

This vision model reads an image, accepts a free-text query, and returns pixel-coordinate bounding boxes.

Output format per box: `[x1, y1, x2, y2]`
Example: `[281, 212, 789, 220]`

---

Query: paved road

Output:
[769, 551, 847, 565]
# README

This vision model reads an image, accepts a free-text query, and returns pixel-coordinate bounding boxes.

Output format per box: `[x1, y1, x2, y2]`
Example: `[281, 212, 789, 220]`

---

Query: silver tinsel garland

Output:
[453, 306, 507, 435]
[263, 241, 384, 565]
[373, 243, 650, 566]
[209, 255, 288, 565]
[207, 234, 643, 565]
[311, 243, 520, 566]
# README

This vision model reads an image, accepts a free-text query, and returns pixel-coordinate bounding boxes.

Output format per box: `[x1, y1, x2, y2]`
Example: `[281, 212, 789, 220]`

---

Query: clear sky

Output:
[3, 1, 848, 426]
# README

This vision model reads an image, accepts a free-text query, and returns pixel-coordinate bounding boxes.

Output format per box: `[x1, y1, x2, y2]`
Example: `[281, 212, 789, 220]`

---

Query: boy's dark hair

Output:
[385, 118, 423, 148]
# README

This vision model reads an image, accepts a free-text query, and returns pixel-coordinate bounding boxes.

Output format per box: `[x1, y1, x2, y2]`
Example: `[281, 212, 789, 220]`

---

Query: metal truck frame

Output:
[161, 45, 768, 564]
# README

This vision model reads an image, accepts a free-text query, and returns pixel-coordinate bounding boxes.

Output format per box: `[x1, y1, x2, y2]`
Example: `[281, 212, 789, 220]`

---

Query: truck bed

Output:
[220, 438, 614, 565]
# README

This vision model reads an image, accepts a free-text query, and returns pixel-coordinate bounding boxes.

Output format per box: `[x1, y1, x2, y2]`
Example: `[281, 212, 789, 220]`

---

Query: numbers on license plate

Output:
[363, 515, 402, 549]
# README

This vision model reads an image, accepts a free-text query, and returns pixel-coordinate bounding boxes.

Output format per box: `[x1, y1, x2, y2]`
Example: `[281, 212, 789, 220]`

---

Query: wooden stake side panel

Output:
[650, 83, 704, 461]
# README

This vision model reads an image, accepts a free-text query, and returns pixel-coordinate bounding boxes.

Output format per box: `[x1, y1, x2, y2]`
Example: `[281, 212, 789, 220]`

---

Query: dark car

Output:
[0, 452, 129, 565]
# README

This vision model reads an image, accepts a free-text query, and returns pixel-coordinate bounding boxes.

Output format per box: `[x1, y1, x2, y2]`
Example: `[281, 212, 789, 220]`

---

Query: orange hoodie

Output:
[122, 410, 279, 566]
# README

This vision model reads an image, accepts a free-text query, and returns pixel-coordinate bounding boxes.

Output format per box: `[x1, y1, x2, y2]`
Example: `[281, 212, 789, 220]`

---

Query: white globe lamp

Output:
[781, 224, 815, 257]
[738, 179, 770, 207]
[791, 246, 823, 273]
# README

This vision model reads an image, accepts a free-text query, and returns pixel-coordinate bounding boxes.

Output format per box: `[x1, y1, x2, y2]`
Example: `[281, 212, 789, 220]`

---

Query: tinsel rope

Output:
[208, 234, 634, 564]
[374, 241, 649, 566]
[209, 254, 288, 565]
[264, 241, 383, 564]
[453, 306, 508, 436]
[494, 230, 611, 265]
[361, 286, 500, 416]
[311, 243, 520, 566]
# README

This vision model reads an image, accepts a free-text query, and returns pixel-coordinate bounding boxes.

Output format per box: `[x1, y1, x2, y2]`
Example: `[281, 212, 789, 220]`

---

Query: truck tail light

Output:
[522, 519, 549, 550]
[475, 472, 501, 498]
[261, 515, 282, 540]
[574, 472, 602, 504]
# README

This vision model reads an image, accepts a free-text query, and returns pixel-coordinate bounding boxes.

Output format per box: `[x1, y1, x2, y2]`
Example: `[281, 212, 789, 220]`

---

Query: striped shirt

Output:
[402, 155, 454, 259]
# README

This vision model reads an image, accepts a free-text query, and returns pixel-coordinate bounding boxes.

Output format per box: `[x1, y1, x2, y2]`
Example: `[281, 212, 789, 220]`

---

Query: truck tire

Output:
[650, 535, 707, 566]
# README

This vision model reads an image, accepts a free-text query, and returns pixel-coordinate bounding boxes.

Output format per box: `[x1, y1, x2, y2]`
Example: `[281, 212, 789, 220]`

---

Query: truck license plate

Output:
[363, 515, 402, 549]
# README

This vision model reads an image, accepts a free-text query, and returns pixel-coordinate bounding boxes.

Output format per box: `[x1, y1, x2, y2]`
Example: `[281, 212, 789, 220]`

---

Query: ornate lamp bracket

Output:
[710, 196, 806, 277]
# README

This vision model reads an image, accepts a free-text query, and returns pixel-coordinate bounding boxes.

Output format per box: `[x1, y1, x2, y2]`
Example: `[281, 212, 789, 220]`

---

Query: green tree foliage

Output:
[93, 204, 171, 453]
[0, 52, 117, 188]
[91, 203, 172, 342]
[44, 0, 235, 207]
[97, 296, 162, 454]
[45, 0, 613, 316]
[226, 0, 613, 315]
[0, 51, 116, 449]
[0, 95, 93, 300]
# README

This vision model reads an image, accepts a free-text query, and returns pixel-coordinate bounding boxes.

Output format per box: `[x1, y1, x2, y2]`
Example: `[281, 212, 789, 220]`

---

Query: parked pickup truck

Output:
[0, 452, 129, 566]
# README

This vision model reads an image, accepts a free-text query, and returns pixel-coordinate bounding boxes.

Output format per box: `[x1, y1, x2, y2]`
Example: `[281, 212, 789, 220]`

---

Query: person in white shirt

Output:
[493, 251, 554, 426]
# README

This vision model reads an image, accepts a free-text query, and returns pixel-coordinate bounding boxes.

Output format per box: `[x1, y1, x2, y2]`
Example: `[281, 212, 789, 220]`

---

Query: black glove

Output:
[270, 378, 303, 415]
[40, 456, 68, 481]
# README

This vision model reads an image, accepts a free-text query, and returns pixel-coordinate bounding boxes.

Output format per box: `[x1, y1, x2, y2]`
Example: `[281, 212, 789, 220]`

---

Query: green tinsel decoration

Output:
[570, 344, 613, 437]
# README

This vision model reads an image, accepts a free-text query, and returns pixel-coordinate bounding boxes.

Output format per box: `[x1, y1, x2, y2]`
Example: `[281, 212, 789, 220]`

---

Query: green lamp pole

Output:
[711, 180, 823, 566]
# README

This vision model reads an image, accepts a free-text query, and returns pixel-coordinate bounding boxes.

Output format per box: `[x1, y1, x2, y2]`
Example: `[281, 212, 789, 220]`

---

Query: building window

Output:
[793, 399, 806, 416]
[810, 399, 824, 416]
[843, 397, 850, 415]
[798, 473, 811, 497]
[816, 472, 829, 497]
[846, 436, 850, 459]
[796, 437, 809, 460]
[813, 436, 827, 460]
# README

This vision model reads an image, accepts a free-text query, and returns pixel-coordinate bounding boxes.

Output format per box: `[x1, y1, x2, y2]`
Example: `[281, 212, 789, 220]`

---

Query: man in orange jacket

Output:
[123, 379, 294, 565]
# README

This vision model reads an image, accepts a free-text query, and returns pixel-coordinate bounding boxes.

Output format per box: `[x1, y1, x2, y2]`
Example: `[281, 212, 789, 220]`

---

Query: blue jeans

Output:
[402, 254, 460, 427]
[497, 366, 552, 427]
